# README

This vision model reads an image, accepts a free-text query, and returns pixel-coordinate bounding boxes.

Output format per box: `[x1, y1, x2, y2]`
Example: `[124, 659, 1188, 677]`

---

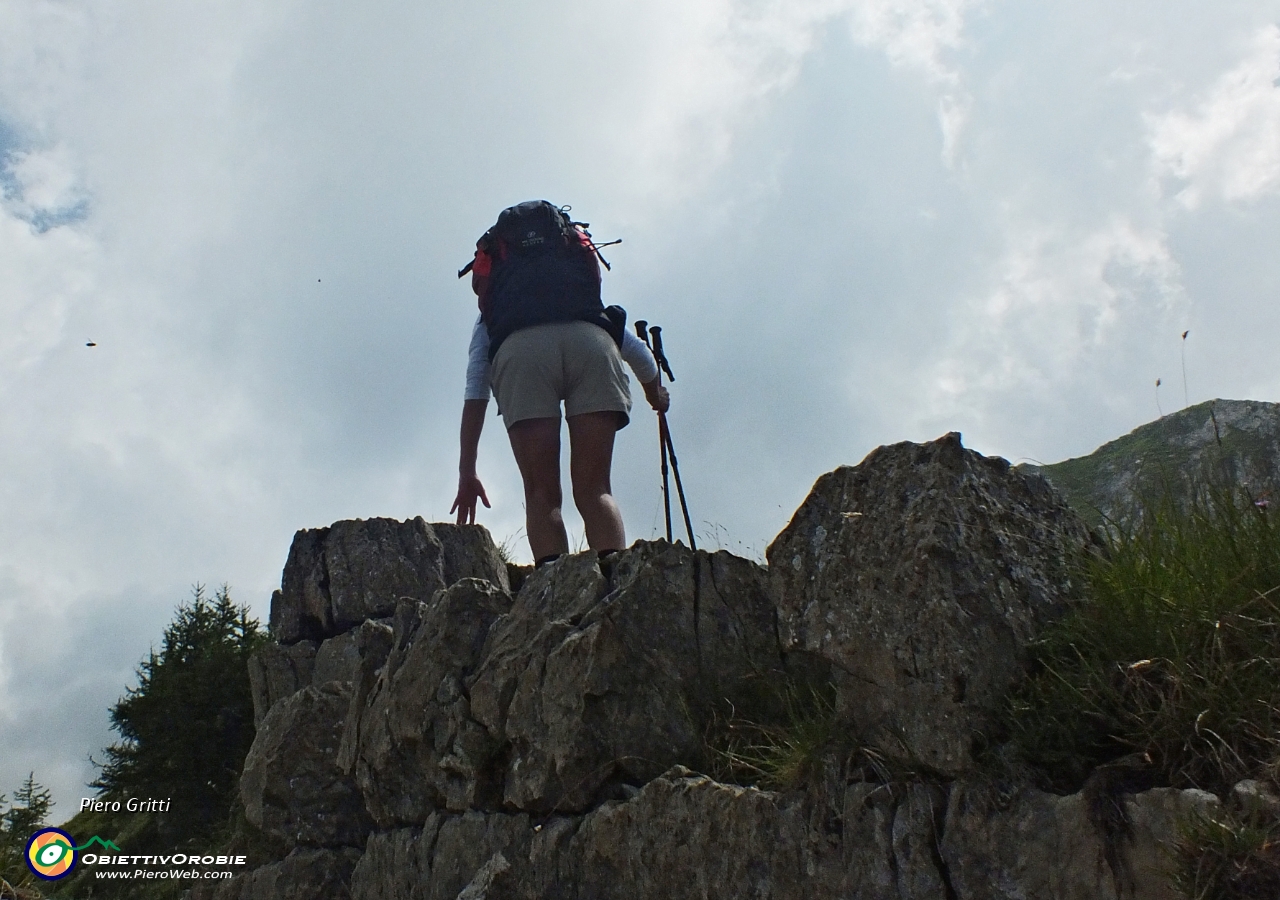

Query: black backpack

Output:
[459, 201, 623, 360]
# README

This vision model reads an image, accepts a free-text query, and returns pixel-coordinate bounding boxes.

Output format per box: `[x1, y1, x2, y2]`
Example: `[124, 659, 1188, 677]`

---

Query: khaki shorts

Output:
[491, 320, 632, 431]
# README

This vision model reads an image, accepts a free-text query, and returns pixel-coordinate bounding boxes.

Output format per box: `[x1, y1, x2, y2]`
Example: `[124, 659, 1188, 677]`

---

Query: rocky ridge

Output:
[191, 434, 1227, 900]
[1022, 398, 1280, 525]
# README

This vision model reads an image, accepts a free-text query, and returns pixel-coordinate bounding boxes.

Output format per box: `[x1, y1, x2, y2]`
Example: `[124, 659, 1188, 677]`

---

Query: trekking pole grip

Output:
[649, 326, 675, 381]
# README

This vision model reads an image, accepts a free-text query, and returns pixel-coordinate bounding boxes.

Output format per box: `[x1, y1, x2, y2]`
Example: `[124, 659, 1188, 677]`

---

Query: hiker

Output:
[450, 201, 670, 566]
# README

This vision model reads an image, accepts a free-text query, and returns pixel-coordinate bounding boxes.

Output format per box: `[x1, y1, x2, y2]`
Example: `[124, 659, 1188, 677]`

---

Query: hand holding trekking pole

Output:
[642, 377, 670, 412]
[634, 321, 670, 412]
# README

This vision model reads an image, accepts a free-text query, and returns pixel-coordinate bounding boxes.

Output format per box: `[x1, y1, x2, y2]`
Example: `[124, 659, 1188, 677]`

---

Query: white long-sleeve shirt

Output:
[464, 315, 660, 401]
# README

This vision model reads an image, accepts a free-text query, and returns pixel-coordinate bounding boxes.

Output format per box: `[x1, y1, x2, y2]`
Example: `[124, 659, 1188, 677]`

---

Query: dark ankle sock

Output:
[535, 554, 562, 569]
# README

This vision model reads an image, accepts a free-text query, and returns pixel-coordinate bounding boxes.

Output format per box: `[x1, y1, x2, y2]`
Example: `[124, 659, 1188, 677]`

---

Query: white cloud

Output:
[1149, 24, 1280, 208]
[847, 0, 979, 166]
[2, 144, 86, 221]
[0, 200, 97, 381]
[847, 0, 975, 83]
[923, 217, 1186, 435]
[608, 0, 983, 205]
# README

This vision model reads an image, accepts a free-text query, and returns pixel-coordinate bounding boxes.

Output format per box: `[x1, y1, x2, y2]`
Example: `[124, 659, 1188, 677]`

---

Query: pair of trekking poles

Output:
[634, 321, 696, 553]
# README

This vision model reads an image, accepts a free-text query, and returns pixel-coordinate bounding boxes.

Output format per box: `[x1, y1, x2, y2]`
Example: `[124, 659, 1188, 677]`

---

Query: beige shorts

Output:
[491, 320, 632, 430]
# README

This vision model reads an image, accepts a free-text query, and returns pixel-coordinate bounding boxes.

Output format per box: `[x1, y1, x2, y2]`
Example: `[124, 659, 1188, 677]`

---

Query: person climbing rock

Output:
[450, 200, 669, 566]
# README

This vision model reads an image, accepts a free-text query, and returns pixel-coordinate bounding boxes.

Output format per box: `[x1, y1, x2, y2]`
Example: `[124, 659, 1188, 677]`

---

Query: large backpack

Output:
[458, 200, 622, 360]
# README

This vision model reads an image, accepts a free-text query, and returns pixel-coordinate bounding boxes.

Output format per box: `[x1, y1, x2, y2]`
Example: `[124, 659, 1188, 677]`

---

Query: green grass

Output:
[1002, 477, 1280, 796]
[702, 682, 839, 791]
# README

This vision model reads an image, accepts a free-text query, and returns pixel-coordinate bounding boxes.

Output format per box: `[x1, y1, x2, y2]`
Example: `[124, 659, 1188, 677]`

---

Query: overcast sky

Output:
[3, 0, 1279, 816]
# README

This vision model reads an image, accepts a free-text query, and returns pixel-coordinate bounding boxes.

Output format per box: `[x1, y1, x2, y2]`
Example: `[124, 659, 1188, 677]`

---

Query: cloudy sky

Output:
[3, 0, 1279, 815]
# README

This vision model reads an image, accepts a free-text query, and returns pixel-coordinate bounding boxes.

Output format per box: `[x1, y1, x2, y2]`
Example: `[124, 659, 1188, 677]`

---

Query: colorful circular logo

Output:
[25, 828, 77, 880]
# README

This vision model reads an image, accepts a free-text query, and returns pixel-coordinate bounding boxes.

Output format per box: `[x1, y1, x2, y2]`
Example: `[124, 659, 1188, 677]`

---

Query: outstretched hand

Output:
[451, 474, 490, 525]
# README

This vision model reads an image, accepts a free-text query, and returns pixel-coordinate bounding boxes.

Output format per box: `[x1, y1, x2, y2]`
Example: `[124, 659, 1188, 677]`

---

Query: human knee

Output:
[572, 480, 612, 511]
[526, 478, 563, 510]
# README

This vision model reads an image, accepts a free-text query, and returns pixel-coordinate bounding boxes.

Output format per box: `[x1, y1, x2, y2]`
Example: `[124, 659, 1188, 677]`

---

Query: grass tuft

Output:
[704, 682, 838, 791]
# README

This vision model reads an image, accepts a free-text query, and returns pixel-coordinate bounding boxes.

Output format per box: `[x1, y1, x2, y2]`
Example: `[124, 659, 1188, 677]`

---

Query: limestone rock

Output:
[247, 640, 317, 728]
[352, 579, 513, 825]
[314, 618, 393, 687]
[569, 769, 811, 899]
[185, 847, 362, 900]
[349, 812, 534, 900]
[1230, 779, 1280, 819]
[240, 681, 373, 847]
[434, 522, 513, 590]
[455, 852, 513, 900]
[467, 542, 785, 813]
[270, 518, 508, 644]
[335, 618, 396, 773]
[941, 781, 1217, 900]
[768, 432, 1098, 774]
[338, 769, 1211, 900]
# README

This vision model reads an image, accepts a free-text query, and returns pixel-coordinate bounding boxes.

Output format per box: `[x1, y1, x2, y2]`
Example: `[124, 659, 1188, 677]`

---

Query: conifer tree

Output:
[0, 772, 52, 889]
[92, 585, 266, 840]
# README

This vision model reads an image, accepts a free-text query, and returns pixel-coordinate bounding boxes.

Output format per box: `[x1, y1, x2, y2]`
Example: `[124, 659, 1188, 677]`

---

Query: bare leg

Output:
[567, 411, 625, 552]
[507, 417, 569, 561]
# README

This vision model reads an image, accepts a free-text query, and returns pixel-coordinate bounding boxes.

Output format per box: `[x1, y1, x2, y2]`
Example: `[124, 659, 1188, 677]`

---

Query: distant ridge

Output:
[1020, 399, 1280, 525]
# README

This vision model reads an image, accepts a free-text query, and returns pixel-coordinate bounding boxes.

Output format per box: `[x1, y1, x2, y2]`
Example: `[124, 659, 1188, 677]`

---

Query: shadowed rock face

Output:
[239, 680, 374, 848]
[348, 541, 786, 821]
[335, 768, 1212, 900]
[767, 432, 1099, 775]
[186, 847, 362, 900]
[350, 578, 514, 824]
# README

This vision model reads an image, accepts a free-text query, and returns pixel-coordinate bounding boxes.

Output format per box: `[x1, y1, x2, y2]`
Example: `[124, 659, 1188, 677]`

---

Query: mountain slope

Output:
[1021, 399, 1280, 525]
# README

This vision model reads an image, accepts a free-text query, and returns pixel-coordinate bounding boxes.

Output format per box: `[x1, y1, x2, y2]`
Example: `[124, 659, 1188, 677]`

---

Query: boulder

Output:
[247, 640, 317, 728]
[768, 432, 1098, 774]
[467, 541, 786, 813]
[269, 518, 509, 643]
[240, 681, 373, 847]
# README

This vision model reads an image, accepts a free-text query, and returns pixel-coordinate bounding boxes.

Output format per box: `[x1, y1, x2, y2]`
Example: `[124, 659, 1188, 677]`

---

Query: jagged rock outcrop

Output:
[199, 435, 1231, 900]
[336, 768, 1209, 900]
[348, 541, 786, 821]
[349, 578, 514, 822]
[768, 432, 1098, 774]
[269, 518, 509, 644]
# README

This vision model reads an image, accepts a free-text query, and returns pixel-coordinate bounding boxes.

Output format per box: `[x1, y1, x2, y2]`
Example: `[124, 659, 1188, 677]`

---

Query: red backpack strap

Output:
[470, 246, 491, 314]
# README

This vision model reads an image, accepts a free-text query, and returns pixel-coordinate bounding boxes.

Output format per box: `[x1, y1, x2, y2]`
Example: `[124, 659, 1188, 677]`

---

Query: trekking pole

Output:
[636, 321, 674, 542]
[648, 327, 697, 553]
